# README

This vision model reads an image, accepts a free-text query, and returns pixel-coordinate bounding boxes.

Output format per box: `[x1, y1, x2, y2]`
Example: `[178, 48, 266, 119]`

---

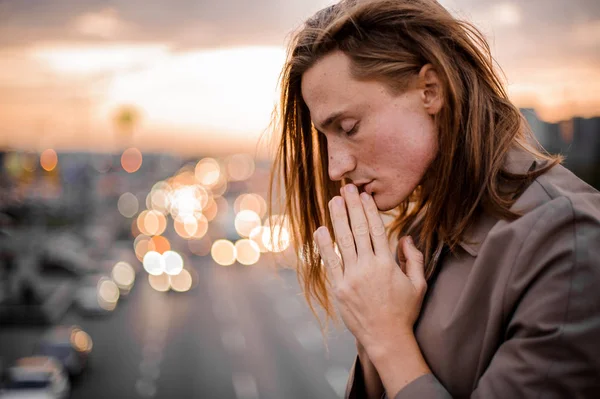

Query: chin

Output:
[373, 192, 407, 212]
[372, 193, 395, 212]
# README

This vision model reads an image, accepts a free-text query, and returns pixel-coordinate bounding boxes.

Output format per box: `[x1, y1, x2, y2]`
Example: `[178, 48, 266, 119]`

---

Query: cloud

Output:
[71, 7, 133, 39]
[0, 0, 598, 154]
[0, 0, 333, 48]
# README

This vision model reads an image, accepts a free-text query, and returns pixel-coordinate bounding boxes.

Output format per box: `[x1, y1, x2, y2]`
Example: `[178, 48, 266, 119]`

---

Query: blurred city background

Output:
[0, 1, 598, 398]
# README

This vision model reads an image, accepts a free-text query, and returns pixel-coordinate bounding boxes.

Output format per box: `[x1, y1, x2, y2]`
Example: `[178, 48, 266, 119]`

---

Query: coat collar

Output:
[456, 146, 539, 257]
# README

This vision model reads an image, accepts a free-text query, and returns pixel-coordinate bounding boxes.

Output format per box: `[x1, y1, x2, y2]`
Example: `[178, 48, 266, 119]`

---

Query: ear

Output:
[418, 64, 443, 116]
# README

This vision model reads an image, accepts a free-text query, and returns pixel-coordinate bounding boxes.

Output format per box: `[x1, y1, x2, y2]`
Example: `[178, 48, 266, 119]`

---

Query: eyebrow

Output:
[314, 111, 345, 132]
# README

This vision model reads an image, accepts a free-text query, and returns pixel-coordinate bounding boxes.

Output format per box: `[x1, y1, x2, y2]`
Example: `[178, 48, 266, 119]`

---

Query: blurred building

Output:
[522, 109, 600, 189]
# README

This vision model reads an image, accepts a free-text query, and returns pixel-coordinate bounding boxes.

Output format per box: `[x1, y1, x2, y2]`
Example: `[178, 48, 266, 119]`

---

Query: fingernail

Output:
[360, 192, 369, 202]
[345, 184, 357, 193]
[335, 197, 344, 207]
[407, 236, 414, 246]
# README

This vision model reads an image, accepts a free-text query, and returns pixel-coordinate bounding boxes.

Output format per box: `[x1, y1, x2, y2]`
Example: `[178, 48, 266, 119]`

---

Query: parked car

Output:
[36, 325, 93, 376]
[0, 356, 69, 399]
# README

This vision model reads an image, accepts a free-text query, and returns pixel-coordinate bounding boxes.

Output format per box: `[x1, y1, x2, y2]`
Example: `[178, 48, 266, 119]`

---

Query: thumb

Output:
[399, 236, 426, 289]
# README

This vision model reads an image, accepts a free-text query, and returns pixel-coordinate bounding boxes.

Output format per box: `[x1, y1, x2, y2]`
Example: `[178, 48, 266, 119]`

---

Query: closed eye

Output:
[344, 122, 359, 137]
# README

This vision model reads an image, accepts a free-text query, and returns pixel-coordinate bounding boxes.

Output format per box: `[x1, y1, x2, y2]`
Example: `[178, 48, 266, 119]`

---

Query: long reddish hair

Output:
[268, 0, 560, 324]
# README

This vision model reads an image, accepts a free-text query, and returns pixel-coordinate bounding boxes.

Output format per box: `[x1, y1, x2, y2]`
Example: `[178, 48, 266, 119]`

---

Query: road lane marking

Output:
[135, 378, 157, 398]
[139, 361, 161, 380]
[232, 372, 259, 399]
[221, 328, 246, 353]
[274, 296, 304, 321]
[325, 367, 350, 398]
[142, 345, 164, 364]
[293, 322, 324, 352]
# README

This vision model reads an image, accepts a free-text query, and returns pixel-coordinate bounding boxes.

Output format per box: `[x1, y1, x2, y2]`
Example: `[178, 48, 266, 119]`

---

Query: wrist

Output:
[362, 328, 414, 363]
[366, 330, 431, 395]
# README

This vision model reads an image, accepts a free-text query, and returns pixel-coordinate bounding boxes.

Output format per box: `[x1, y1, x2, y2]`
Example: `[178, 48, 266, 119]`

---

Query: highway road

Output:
[1, 256, 357, 399]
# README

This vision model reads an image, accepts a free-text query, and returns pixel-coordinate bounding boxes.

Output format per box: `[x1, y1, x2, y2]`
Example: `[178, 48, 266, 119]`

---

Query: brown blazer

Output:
[346, 150, 600, 398]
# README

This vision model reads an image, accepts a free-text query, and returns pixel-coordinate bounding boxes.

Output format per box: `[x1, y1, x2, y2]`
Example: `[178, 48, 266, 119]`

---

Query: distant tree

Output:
[113, 105, 141, 141]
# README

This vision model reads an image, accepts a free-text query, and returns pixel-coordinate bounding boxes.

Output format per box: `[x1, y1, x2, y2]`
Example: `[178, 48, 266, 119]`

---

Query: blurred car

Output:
[75, 274, 120, 314]
[36, 325, 93, 376]
[0, 356, 69, 399]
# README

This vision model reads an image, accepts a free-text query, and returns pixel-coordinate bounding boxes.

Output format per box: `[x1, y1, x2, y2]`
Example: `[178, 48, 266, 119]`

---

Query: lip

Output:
[352, 181, 371, 193]
[364, 181, 375, 195]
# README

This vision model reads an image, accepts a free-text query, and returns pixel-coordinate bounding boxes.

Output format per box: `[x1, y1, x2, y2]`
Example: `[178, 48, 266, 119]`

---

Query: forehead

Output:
[302, 52, 352, 99]
[301, 51, 394, 127]
[300, 52, 362, 118]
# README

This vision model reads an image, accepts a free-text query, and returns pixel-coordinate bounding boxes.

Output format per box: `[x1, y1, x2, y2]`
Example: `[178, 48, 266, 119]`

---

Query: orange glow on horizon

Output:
[0, 35, 596, 154]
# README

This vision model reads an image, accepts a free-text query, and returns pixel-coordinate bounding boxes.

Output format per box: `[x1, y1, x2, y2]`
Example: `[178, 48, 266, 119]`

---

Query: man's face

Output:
[301, 51, 440, 211]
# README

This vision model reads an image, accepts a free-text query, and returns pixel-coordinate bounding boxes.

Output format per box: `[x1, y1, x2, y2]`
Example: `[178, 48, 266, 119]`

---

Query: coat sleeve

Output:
[346, 360, 451, 399]
[352, 196, 600, 399]
[467, 196, 600, 398]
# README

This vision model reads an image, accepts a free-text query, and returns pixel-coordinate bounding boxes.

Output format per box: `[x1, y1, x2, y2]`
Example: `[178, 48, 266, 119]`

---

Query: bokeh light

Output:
[234, 210, 261, 238]
[263, 214, 291, 253]
[191, 214, 209, 239]
[169, 185, 209, 220]
[118, 192, 139, 218]
[211, 240, 236, 266]
[40, 149, 58, 172]
[131, 219, 141, 238]
[134, 235, 152, 261]
[21, 153, 37, 172]
[143, 251, 165, 276]
[163, 250, 184, 276]
[210, 174, 228, 197]
[249, 226, 269, 253]
[137, 211, 150, 236]
[195, 158, 221, 187]
[150, 235, 171, 254]
[235, 239, 260, 265]
[111, 261, 136, 292]
[172, 169, 196, 187]
[173, 215, 197, 239]
[70, 329, 93, 353]
[234, 193, 267, 218]
[148, 188, 170, 214]
[147, 210, 167, 236]
[183, 216, 198, 237]
[148, 273, 170, 292]
[144, 211, 160, 235]
[169, 269, 193, 292]
[202, 197, 218, 221]
[91, 154, 112, 173]
[97, 278, 120, 311]
[121, 147, 143, 173]
[226, 153, 255, 181]
[137, 210, 167, 236]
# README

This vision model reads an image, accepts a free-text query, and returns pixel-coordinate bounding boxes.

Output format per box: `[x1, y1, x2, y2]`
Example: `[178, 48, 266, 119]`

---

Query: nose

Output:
[327, 140, 356, 182]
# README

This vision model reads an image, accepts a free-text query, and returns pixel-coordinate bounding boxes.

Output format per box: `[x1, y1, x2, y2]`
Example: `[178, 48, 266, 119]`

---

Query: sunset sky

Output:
[0, 0, 598, 155]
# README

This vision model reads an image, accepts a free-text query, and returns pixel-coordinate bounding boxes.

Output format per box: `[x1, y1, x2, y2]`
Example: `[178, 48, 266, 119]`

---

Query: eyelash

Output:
[343, 123, 359, 137]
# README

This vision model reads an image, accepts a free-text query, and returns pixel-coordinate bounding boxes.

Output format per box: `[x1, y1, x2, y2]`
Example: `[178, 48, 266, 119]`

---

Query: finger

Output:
[399, 236, 426, 289]
[359, 192, 389, 257]
[314, 226, 344, 285]
[341, 184, 373, 257]
[328, 196, 357, 266]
